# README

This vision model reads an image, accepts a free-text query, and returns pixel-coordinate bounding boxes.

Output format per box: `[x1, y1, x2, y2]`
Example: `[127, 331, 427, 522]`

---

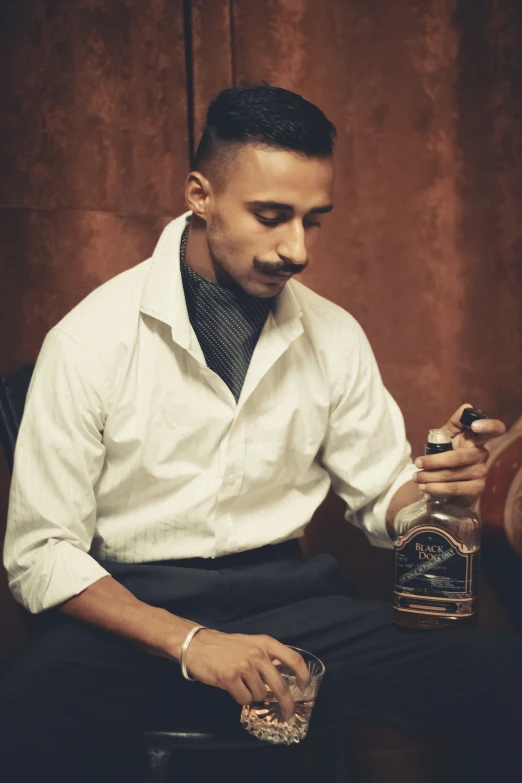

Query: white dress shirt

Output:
[3, 213, 417, 614]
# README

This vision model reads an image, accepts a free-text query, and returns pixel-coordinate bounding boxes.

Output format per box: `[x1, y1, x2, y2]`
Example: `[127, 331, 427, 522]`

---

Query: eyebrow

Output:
[247, 200, 334, 215]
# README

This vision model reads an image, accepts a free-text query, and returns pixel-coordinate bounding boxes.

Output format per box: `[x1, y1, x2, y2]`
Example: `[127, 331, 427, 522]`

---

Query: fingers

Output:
[442, 403, 476, 436]
[417, 446, 488, 471]
[235, 638, 308, 721]
[242, 669, 270, 703]
[461, 419, 506, 449]
[222, 658, 269, 707]
[442, 404, 506, 440]
[415, 405, 503, 502]
[414, 441, 490, 501]
[419, 478, 486, 498]
[258, 661, 295, 721]
[265, 640, 310, 691]
[189, 631, 308, 723]
[228, 676, 259, 708]
[468, 418, 505, 437]
[414, 460, 488, 486]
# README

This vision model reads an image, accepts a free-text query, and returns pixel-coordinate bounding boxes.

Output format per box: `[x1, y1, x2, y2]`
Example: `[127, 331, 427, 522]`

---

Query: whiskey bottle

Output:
[393, 428, 481, 629]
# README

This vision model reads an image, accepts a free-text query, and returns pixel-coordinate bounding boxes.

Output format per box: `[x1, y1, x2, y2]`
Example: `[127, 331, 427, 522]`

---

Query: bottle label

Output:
[394, 526, 478, 616]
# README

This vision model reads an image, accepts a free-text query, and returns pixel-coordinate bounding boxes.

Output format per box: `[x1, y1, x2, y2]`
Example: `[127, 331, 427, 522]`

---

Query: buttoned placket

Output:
[182, 314, 304, 555]
[203, 313, 303, 555]
[178, 325, 243, 553]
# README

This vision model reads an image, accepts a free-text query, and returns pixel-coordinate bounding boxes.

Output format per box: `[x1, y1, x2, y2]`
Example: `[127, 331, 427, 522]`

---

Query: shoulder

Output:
[53, 260, 151, 351]
[288, 279, 380, 400]
[35, 261, 152, 412]
[289, 278, 368, 347]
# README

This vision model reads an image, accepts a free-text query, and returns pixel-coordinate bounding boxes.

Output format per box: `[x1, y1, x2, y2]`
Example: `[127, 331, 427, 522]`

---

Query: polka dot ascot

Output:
[180, 225, 274, 402]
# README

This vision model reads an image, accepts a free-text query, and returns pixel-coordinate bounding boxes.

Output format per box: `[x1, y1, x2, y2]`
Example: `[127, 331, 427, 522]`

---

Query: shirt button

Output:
[227, 475, 237, 485]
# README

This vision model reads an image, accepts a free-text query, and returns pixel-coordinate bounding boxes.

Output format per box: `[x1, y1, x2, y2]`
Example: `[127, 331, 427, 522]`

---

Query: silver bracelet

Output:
[180, 624, 207, 681]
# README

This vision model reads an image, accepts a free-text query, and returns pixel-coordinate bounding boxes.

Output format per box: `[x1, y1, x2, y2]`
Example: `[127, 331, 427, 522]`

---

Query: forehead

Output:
[221, 145, 334, 207]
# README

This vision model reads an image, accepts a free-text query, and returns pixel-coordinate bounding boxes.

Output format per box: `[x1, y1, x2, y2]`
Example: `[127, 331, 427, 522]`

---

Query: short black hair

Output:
[193, 85, 336, 177]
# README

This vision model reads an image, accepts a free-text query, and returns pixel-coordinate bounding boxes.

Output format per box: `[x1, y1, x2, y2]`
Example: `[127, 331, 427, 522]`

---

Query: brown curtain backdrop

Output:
[1, 0, 521, 658]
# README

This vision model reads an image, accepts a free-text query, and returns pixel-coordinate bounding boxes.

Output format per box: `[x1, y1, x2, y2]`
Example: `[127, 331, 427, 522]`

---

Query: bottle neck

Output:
[424, 492, 470, 507]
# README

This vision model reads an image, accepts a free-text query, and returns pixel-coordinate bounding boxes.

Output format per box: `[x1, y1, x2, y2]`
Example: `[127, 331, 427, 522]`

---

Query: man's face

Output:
[198, 145, 334, 297]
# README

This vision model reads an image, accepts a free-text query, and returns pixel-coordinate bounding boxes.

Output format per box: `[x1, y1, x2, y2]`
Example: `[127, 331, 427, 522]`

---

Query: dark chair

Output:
[0, 365, 347, 782]
[480, 418, 522, 630]
[0, 365, 33, 472]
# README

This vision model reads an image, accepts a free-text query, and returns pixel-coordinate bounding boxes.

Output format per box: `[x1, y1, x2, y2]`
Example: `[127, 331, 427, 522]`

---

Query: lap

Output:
[2, 547, 521, 768]
[0, 617, 239, 747]
[224, 593, 522, 734]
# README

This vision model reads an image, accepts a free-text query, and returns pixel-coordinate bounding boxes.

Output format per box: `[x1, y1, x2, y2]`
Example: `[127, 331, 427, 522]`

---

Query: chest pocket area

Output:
[247, 399, 329, 485]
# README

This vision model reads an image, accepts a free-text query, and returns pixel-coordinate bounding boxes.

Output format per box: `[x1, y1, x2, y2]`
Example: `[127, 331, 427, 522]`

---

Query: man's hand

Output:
[387, 404, 506, 532]
[60, 577, 309, 720]
[413, 403, 506, 503]
[185, 629, 310, 720]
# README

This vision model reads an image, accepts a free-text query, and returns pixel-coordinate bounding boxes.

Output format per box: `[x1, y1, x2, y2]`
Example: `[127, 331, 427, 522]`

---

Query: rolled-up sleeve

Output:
[320, 321, 417, 549]
[3, 328, 110, 613]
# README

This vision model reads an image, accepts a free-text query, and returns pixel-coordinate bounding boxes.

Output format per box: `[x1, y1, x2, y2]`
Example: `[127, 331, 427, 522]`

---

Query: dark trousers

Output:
[1, 540, 521, 782]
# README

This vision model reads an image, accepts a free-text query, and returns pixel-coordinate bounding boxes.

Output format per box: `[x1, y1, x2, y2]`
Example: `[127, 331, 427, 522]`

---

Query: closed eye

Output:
[256, 215, 282, 226]
[256, 215, 321, 229]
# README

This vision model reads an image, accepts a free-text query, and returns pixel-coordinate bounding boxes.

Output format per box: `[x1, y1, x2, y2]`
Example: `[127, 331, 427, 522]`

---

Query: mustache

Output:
[253, 258, 307, 276]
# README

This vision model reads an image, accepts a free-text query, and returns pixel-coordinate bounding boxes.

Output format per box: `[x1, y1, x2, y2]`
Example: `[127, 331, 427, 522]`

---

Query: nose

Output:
[277, 221, 308, 267]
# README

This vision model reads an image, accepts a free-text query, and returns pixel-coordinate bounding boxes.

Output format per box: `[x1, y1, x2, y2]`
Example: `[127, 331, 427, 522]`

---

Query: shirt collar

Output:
[140, 213, 303, 348]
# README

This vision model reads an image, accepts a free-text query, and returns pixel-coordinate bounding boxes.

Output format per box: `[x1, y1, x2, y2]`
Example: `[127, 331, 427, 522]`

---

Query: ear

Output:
[185, 171, 212, 219]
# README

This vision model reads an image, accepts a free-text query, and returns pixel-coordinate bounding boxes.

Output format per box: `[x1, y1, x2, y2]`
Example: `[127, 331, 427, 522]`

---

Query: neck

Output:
[184, 214, 234, 287]
[426, 494, 470, 507]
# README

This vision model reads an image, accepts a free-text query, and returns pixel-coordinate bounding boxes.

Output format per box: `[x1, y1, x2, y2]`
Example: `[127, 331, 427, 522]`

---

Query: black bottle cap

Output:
[425, 429, 453, 455]
[460, 407, 489, 429]
[425, 441, 453, 455]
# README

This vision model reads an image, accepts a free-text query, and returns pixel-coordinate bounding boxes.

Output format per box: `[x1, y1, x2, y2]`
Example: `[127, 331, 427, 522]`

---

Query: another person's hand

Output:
[413, 403, 506, 503]
[184, 629, 310, 720]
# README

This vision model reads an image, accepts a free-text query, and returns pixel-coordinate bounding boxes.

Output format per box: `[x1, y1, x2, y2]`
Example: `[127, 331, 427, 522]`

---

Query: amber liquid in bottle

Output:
[393, 429, 481, 629]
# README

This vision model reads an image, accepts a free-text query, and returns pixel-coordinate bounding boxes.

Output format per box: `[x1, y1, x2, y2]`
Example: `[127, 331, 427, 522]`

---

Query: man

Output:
[1, 85, 520, 782]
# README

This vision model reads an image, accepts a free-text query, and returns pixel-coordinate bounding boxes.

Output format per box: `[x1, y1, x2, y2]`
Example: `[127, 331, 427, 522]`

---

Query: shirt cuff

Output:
[349, 461, 419, 550]
[8, 539, 110, 614]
